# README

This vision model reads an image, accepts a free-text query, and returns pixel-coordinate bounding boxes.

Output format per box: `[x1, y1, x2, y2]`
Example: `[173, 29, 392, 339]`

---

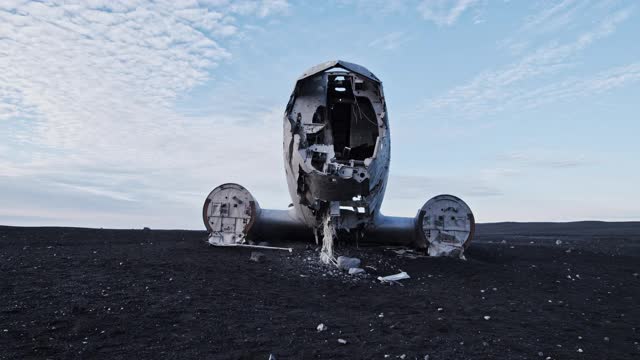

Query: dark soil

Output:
[1, 223, 639, 359]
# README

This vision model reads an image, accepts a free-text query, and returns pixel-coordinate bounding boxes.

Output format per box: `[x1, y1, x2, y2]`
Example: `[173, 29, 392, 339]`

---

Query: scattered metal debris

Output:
[377, 271, 410, 283]
[210, 243, 293, 252]
[320, 213, 337, 264]
[348, 267, 365, 275]
[387, 247, 426, 259]
[337, 256, 361, 271]
[317, 323, 328, 332]
[249, 252, 265, 263]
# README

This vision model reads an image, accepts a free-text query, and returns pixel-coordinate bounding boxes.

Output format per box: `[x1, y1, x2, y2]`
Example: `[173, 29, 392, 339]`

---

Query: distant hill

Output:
[476, 221, 640, 237]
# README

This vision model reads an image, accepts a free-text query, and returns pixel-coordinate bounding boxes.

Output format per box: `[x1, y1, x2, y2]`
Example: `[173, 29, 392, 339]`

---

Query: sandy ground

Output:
[0, 222, 639, 359]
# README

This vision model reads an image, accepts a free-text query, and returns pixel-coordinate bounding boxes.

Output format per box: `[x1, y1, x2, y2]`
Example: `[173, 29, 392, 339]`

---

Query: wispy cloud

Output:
[506, 62, 640, 110]
[417, 0, 481, 26]
[388, 174, 503, 200]
[335, 0, 409, 15]
[368, 31, 409, 50]
[0, 0, 290, 227]
[498, 149, 592, 169]
[53, 182, 137, 202]
[227, 0, 291, 17]
[418, 5, 635, 118]
[338, 0, 482, 24]
[0, 1, 292, 123]
[501, 0, 587, 51]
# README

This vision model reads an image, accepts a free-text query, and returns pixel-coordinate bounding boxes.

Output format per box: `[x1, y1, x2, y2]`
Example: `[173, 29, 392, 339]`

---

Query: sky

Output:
[1, 0, 639, 229]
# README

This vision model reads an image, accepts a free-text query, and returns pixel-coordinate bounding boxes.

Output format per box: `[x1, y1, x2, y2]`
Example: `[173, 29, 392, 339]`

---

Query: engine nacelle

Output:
[415, 194, 475, 257]
[202, 183, 260, 246]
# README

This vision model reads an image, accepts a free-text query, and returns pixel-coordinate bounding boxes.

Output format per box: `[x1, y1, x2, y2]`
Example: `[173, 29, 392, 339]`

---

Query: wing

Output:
[202, 183, 309, 246]
[203, 183, 475, 257]
[365, 195, 475, 257]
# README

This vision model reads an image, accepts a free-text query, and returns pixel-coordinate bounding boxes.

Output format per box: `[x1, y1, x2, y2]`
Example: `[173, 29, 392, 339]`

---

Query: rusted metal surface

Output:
[202, 61, 475, 257]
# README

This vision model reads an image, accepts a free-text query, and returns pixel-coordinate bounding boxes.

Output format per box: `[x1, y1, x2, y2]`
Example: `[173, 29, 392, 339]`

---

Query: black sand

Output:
[1, 222, 639, 359]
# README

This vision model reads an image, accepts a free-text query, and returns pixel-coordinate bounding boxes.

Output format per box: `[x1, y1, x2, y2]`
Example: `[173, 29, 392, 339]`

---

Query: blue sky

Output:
[1, 0, 639, 229]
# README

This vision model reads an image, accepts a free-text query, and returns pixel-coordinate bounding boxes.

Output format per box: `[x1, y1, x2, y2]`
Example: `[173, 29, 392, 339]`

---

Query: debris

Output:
[365, 265, 377, 271]
[337, 338, 347, 345]
[483, 315, 491, 320]
[317, 323, 328, 332]
[320, 214, 337, 264]
[348, 267, 365, 275]
[337, 256, 361, 271]
[377, 272, 410, 283]
[212, 242, 293, 252]
[389, 248, 425, 259]
[577, 348, 583, 353]
[250, 252, 266, 263]
[268, 354, 276, 360]
[428, 242, 464, 258]
[555, 239, 563, 245]
[603, 337, 610, 342]
[378, 313, 384, 318]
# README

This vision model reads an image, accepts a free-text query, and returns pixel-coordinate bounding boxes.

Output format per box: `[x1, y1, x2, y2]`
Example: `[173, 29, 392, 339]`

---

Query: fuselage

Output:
[282, 61, 391, 232]
[203, 60, 475, 254]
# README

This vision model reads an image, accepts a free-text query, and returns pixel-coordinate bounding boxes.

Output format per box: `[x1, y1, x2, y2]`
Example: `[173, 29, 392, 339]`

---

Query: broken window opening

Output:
[307, 131, 324, 145]
[310, 151, 327, 171]
[312, 106, 326, 124]
[327, 75, 379, 161]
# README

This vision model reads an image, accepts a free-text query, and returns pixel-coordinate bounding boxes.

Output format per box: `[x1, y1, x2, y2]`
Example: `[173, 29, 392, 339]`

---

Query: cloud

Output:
[338, 0, 483, 24]
[418, 5, 634, 118]
[225, 0, 291, 17]
[505, 62, 640, 110]
[0, 0, 291, 228]
[53, 181, 137, 202]
[498, 149, 593, 169]
[417, 0, 481, 26]
[368, 31, 409, 50]
[387, 174, 503, 200]
[335, 0, 409, 15]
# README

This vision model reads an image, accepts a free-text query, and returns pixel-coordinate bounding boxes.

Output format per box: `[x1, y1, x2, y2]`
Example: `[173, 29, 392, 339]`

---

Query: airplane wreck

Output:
[202, 60, 475, 259]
